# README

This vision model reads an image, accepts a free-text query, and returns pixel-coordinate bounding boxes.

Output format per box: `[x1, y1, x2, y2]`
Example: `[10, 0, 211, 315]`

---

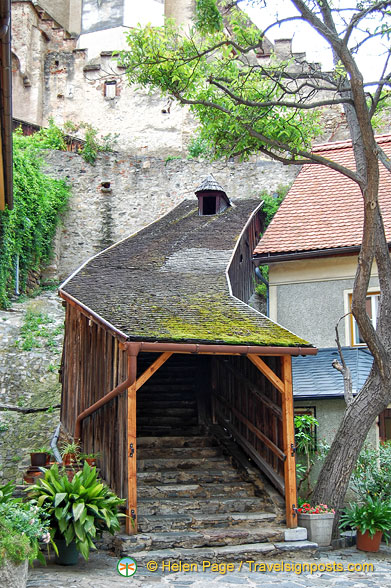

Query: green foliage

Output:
[254, 186, 288, 298]
[63, 121, 119, 164]
[351, 441, 391, 501]
[0, 132, 70, 308]
[32, 118, 67, 151]
[28, 463, 125, 561]
[118, 6, 323, 163]
[195, 0, 223, 33]
[15, 309, 63, 351]
[0, 520, 32, 566]
[0, 481, 51, 566]
[339, 496, 391, 540]
[187, 135, 212, 159]
[295, 414, 319, 454]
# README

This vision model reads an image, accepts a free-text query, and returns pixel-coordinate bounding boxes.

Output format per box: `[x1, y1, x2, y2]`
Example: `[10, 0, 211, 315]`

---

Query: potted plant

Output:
[28, 462, 125, 564]
[30, 446, 51, 467]
[297, 502, 335, 546]
[339, 496, 391, 552]
[60, 441, 81, 466]
[78, 451, 101, 467]
[0, 481, 51, 587]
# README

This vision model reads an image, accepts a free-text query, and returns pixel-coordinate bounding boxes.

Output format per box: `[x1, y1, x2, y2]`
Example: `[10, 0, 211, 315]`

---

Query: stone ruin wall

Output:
[42, 150, 299, 281]
[12, 0, 386, 161]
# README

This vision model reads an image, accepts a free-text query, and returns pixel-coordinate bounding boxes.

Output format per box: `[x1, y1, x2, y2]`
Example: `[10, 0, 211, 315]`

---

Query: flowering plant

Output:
[0, 482, 51, 565]
[297, 502, 335, 514]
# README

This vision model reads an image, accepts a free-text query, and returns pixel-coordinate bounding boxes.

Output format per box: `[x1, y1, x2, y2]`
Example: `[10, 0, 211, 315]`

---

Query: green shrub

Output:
[0, 131, 70, 308]
[28, 462, 125, 561]
[351, 441, 391, 501]
[339, 496, 391, 540]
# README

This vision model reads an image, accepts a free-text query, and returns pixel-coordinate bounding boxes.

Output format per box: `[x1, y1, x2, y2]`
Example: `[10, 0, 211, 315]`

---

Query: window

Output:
[349, 292, 379, 346]
[104, 80, 117, 99]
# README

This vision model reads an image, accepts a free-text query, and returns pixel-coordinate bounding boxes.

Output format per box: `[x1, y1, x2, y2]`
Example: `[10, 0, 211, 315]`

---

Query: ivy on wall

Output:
[0, 131, 70, 308]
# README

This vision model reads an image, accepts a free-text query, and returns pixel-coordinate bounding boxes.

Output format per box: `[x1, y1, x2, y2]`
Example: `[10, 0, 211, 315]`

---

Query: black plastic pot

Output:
[54, 539, 79, 566]
[30, 452, 48, 467]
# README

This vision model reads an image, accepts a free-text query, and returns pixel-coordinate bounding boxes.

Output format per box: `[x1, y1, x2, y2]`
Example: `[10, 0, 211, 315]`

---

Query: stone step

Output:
[137, 407, 197, 417]
[137, 400, 197, 410]
[112, 525, 285, 554]
[137, 497, 270, 515]
[138, 512, 278, 533]
[137, 456, 229, 472]
[137, 468, 242, 485]
[136, 425, 207, 437]
[137, 481, 256, 499]
[137, 446, 222, 459]
[137, 416, 199, 427]
[139, 383, 196, 391]
[137, 436, 218, 449]
[120, 541, 318, 567]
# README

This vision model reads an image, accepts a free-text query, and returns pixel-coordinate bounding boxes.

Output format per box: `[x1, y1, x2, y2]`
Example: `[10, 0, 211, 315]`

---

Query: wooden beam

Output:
[126, 352, 138, 535]
[281, 355, 297, 529]
[135, 352, 172, 391]
[215, 357, 282, 418]
[214, 407, 285, 494]
[248, 355, 285, 395]
[214, 392, 285, 461]
[126, 351, 172, 535]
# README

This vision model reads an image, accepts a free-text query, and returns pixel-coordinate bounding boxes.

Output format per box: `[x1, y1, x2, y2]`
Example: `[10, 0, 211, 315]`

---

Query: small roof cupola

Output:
[195, 174, 231, 216]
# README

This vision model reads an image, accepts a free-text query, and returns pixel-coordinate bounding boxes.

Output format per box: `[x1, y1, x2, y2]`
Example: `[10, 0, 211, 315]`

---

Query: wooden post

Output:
[281, 354, 297, 528]
[126, 345, 138, 535]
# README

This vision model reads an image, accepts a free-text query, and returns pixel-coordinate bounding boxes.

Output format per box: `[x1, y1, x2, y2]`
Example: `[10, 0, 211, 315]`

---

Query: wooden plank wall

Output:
[61, 303, 128, 499]
[212, 355, 285, 493]
[228, 207, 262, 304]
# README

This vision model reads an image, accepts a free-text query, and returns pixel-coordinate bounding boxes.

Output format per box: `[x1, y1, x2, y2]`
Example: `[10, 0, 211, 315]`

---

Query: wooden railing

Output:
[211, 355, 286, 493]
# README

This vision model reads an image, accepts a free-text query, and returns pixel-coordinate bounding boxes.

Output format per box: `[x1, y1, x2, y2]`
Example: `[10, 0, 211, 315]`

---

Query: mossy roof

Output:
[61, 199, 311, 348]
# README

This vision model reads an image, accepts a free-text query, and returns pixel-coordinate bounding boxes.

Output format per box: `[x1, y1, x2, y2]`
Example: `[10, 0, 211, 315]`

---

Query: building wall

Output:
[295, 397, 378, 498]
[41, 150, 298, 280]
[268, 256, 380, 347]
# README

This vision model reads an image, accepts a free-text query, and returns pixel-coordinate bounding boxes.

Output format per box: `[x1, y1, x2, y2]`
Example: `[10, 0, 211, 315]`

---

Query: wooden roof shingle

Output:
[61, 199, 312, 348]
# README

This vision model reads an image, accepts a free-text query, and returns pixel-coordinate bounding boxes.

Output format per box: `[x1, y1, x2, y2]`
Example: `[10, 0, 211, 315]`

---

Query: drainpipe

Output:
[74, 342, 140, 441]
[15, 254, 20, 295]
[255, 266, 269, 317]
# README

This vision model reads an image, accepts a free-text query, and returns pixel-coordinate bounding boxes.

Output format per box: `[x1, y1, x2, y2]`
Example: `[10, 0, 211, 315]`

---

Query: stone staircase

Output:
[109, 354, 317, 564]
[110, 432, 317, 564]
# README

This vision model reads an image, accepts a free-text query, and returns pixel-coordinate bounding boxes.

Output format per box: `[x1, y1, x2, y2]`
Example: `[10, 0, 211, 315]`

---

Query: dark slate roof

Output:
[61, 199, 312, 347]
[195, 174, 226, 194]
[292, 347, 373, 399]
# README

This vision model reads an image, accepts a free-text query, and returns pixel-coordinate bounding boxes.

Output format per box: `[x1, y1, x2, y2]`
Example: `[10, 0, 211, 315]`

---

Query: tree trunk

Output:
[311, 363, 390, 535]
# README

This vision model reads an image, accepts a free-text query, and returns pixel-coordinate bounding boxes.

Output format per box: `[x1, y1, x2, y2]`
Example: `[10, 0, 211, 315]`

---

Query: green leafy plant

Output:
[0, 131, 70, 308]
[0, 481, 51, 565]
[294, 414, 329, 499]
[28, 463, 125, 560]
[63, 121, 118, 164]
[351, 441, 391, 501]
[339, 496, 391, 541]
[254, 186, 289, 299]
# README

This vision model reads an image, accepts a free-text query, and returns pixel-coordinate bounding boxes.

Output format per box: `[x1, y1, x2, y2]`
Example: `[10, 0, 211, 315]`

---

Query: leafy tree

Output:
[119, 0, 391, 529]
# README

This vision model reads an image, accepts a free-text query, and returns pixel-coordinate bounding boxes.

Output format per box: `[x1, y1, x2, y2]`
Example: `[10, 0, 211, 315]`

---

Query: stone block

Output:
[284, 526, 308, 542]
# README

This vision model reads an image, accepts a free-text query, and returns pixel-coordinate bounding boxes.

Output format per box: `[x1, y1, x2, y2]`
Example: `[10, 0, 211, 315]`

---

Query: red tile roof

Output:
[253, 135, 391, 257]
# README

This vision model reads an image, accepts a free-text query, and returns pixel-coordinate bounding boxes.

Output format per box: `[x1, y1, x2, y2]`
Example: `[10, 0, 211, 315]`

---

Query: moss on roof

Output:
[62, 199, 311, 348]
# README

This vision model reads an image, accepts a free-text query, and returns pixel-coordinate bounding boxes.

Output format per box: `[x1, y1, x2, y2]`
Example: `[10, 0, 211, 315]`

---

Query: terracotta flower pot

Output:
[356, 529, 383, 552]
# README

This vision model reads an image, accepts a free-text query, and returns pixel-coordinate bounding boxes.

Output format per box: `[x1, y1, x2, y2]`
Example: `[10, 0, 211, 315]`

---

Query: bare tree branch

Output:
[332, 315, 354, 406]
[0, 404, 60, 414]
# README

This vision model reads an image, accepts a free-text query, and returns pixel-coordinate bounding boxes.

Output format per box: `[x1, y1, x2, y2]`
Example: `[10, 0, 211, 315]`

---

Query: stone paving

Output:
[27, 545, 391, 587]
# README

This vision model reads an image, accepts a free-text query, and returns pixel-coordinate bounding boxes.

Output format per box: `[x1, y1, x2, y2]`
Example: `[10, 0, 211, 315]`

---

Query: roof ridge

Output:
[312, 133, 391, 152]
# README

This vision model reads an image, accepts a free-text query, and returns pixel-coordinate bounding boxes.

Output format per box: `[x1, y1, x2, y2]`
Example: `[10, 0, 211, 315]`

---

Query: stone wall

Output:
[41, 150, 299, 280]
